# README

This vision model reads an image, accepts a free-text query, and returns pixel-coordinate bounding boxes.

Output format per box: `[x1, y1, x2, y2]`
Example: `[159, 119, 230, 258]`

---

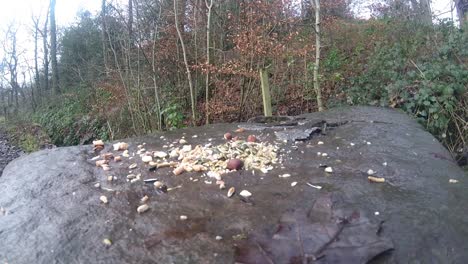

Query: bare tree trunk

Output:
[419, 0, 432, 24]
[205, 0, 213, 124]
[193, 0, 199, 99]
[50, 0, 60, 94]
[40, 10, 50, 93]
[151, 10, 162, 130]
[101, 0, 109, 74]
[174, 0, 196, 125]
[312, 0, 323, 111]
[27, 69, 36, 112]
[11, 42, 19, 111]
[455, 0, 468, 27]
[32, 16, 41, 100]
[128, 0, 133, 40]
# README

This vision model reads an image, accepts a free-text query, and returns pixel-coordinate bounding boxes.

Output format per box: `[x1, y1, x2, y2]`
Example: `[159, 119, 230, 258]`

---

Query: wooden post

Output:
[260, 69, 272, 117]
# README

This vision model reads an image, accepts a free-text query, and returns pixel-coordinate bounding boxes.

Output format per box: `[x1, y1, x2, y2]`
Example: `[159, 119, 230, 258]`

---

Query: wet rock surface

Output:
[0, 106, 467, 263]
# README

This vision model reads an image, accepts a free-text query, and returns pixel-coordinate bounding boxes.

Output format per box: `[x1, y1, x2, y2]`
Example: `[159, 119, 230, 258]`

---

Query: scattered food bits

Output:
[102, 238, 112, 246]
[235, 128, 245, 133]
[449, 179, 459, 183]
[215, 235, 223, 240]
[141, 195, 149, 203]
[317, 141, 324, 145]
[114, 156, 122, 162]
[224, 133, 233, 140]
[219, 182, 226, 190]
[367, 169, 375, 175]
[239, 190, 252, 198]
[321, 153, 328, 157]
[382, 162, 387, 166]
[153, 151, 168, 159]
[279, 173, 291, 178]
[137, 204, 149, 214]
[181, 145, 192, 152]
[367, 142, 372, 145]
[128, 163, 137, 169]
[107, 176, 113, 182]
[306, 183, 322, 190]
[95, 160, 108, 167]
[227, 187, 236, 197]
[100, 196, 108, 204]
[103, 153, 113, 160]
[94, 183, 100, 188]
[374, 211, 380, 216]
[324, 167, 333, 173]
[157, 162, 178, 168]
[368, 176, 385, 183]
[173, 166, 186, 175]
[193, 164, 207, 172]
[167, 185, 182, 191]
[153, 181, 164, 188]
[227, 159, 243, 170]
[169, 150, 178, 158]
[179, 139, 187, 144]
[291, 181, 298, 187]
[207, 171, 222, 180]
[247, 135, 257, 142]
[93, 140, 104, 147]
[113, 142, 129, 151]
[141, 155, 153, 163]
[184, 165, 193, 172]
[350, 143, 355, 146]
[180, 215, 188, 220]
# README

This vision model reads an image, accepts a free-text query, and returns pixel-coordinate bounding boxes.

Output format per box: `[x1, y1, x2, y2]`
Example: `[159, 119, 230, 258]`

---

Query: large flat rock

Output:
[0, 106, 466, 263]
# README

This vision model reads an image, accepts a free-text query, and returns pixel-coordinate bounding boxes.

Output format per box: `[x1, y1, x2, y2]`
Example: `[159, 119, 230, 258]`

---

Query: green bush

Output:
[345, 20, 467, 153]
[33, 93, 109, 146]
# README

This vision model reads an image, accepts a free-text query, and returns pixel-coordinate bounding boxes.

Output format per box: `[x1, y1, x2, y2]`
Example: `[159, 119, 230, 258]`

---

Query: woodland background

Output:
[0, 0, 466, 163]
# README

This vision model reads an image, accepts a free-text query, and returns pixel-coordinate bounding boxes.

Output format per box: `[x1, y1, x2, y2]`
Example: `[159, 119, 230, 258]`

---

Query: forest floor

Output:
[0, 129, 22, 176]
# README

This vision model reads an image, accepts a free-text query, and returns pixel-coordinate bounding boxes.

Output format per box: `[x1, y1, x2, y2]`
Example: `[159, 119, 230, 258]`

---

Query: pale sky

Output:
[0, 0, 101, 27]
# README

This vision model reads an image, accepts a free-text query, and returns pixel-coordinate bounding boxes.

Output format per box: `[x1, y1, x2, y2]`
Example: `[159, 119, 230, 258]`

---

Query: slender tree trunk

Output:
[152, 13, 162, 130]
[174, 0, 196, 125]
[27, 70, 36, 112]
[193, 0, 199, 99]
[419, 0, 432, 24]
[41, 11, 49, 93]
[50, 0, 59, 94]
[11, 35, 19, 111]
[312, 0, 323, 112]
[33, 17, 41, 100]
[458, 0, 467, 26]
[205, 0, 213, 124]
[128, 0, 133, 40]
[101, 0, 109, 74]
